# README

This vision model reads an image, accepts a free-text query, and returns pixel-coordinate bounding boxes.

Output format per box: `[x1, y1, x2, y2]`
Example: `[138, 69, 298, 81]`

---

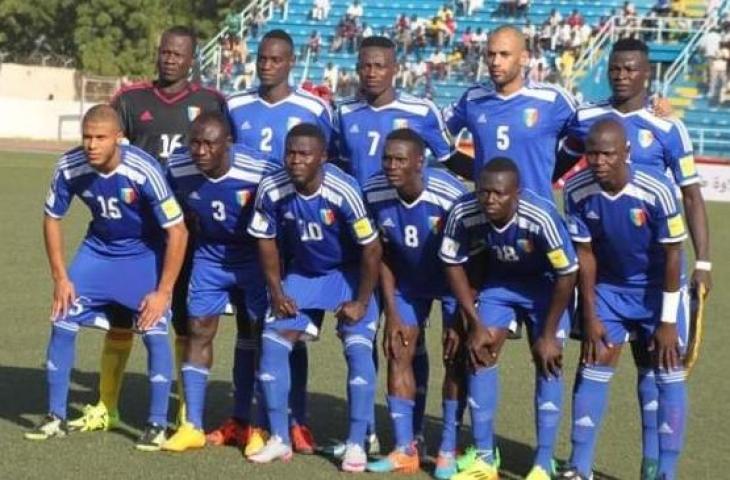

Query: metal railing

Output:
[662, 1, 730, 96]
[688, 126, 730, 155]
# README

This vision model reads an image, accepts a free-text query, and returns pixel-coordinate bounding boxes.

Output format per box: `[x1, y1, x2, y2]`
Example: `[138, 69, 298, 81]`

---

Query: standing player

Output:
[160, 112, 279, 453]
[440, 158, 578, 480]
[247, 124, 382, 472]
[70, 26, 226, 433]
[362, 130, 467, 478]
[559, 120, 689, 480]
[226, 29, 336, 452]
[333, 35, 454, 457]
[25, 105, 188, 451]
[443, 25, 576, 199]
[558, 38, 710, 478]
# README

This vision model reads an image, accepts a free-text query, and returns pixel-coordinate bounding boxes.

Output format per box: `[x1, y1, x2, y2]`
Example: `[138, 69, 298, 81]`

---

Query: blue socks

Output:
[656, 369, 687, 480]
[344, 335, 376, 447]
[142, 332, 172, 426]
[569, 366, 614, 477]
[469, 365, 499, 461]
[289, 340, 308, 426]
[388, 395, 415, 451]
[413, 337, 429, 437]
[232, 335, 258, 422]
[439, 399, 459, 454]
[182, 363, 209, 429]
[46, 323, 78, 419]
[638, 368, 659, 463]
[260, 332, 292, 443]
[535, 372, 563, 471]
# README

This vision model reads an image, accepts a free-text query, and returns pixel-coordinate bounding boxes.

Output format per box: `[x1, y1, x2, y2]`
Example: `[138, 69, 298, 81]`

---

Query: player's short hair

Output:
[610, 38, 649, 58]
[162, 25, 197, 52]
[286, 123, 326, 150]
[490, 25, 527, 51]
[192, 111, 231, 139]
[481, 156, 521, 186]
[385, 128, 425, 156]
[360, 36, 396, 50]
[587, 118, 628, 146]
[83, 104, 122, 131]
[262, 29, 294, 53]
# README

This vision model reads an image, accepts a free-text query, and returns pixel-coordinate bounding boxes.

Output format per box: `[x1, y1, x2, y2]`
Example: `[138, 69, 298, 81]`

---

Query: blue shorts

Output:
[595, 284, 689, 351]
[264, 269, 379, 340]
[60, 245, 169, 334]
[477, 282, 568, 340]
[394, 292, 458, 329]
[187, 256, 267, 320]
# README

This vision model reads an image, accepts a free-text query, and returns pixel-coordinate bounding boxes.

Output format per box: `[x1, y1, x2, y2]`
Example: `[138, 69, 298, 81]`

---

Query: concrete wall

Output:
[0, 63, 80, 101]
[0, 96, 87, 141]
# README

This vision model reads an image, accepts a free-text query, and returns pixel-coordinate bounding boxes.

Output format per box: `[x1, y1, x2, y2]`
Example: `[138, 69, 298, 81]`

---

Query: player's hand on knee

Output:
[272, 292, 298, 318]
[467, 325, 496, 369]
[51, 278, 76, 321]
[691, 269, 712, 296]
[138, 290, 172, 330]
[581, 315, 612, 366]
[335, 300, 367, 325]
[650, 323, 680, 371]
[442, 326, 461, 363]
[531, 335, 563, 378]
[383, 313, 409, 360]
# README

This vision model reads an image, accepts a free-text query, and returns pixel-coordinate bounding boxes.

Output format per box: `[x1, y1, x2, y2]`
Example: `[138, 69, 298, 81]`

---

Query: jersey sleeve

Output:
[553, 86, 578, 138]
[247, 179, 278, 239]
[423, 102, 454, 162]
[339, 181, 378, 245]
[563, 188, 592, 243]
[111, 93, 133, 139]
[317, 102, 337, 157]
[442, 92, 468, 138]
[44, 165, 73, 218]
[138, 161, 184, 228]
[663, 120, 700, 187]
[535, 206, 579, 275]
[649, 177, 688, 244]
[559, 111, 586, 157]
[439, 202, 474, 264]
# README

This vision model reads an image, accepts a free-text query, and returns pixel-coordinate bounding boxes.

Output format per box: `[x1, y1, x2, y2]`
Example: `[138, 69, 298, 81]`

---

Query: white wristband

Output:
[695, 261, 712, 272]
[661, 290, 680, 324]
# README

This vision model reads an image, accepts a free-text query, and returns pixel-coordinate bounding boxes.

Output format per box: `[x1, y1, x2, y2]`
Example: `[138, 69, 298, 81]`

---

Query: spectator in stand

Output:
[411, 58, 429, 89]
[522, 20, 537, 50]
[444, 14, 457, 47]
[241, 54, 256, 89]
[556, 47, 576, 80]
[323, 62, 338, 90]
[548, 9, 562, 28]
[303, 30, 322, 62]
[529, 49, 550, 82]
[347, 0, 364, 20]
[395, 14, 410, 33]
[428, 47, 447, 79]
[427, 16, 446, 47]
[274, 0, 289, 18]
[498, 0, 518, 17]
[249, 7, 266, 38]
[460, 27, 475, 52]
[516, 0, 529, 18]
[413, 24, 428, 61]
[358, 22, 374, 49]
[342, 15, 359, 52]
[707, 34, 730, 104]
[567, 9, 584, 27]
[446, 47, 463, 78]
[312, 0, 330, 21]
[438, 3, 455, 21]
[474, 27, 488, 52]
[330, 16, 346, 52]
[337, 68, 355, 97]
[558, 21, 573, 48]
[653, 0, 672, 16]
[394, 16, 413, 55]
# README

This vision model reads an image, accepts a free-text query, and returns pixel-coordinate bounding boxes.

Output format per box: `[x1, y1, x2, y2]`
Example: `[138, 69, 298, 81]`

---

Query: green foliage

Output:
[0, 0, 249, 76]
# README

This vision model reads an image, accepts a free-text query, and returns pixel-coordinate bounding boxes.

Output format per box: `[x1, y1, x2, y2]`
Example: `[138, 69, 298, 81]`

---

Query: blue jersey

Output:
[336, 92, 453, 183]
[166, 144, 279, 264]
[444, 81, 576, 201]
[440, 189, 578, 285]
[564, 102, 700, 189]
[227, 87, 335, 163]
[364, 167, 467, 298]
[248, 163, 378, 276]
[44, 145, 183, 258]
[564, 165, 688, 289]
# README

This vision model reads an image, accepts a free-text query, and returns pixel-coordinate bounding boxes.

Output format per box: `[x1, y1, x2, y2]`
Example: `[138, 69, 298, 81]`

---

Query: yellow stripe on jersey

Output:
[161, 198, 182, 220]
[547, 248, 570, 270]
[668, 214, 686, 237]
[679, 155, 697, 178]
[353, 217, 374, 240]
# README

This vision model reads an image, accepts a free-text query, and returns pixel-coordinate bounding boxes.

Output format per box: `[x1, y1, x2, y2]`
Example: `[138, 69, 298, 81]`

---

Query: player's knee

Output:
[188, 317, 218, 345]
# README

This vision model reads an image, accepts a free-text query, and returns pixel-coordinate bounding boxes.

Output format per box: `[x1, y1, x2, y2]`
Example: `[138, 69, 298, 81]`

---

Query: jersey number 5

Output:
[496, 125, 510, 151]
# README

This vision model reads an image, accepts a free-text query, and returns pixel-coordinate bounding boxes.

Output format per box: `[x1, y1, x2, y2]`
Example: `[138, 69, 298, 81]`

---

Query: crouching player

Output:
[558, 120, 689, 480]
[161, 112, 278, 453]
[441, 158, 578, 480]
[25, 105, 188, 450]
[247, 123, 382, 471]
[362, 129, 468, 477]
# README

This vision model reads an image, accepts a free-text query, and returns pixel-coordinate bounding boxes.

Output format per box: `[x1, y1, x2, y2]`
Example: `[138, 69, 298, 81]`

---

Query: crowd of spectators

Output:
[703, 16, 730, 105]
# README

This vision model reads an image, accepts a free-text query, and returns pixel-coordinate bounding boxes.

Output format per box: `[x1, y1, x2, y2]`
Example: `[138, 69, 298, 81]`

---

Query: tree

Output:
[0, 0, 76, 59]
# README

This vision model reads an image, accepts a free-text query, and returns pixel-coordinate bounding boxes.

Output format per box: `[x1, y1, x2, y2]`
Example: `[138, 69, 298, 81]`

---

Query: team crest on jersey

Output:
[428, 216, 443, 233]
[287, 116, 302, 130]
[629, 208, 646, 227]
[638, 129, 654, 148]
[523, 108, 539, 127]
[187, 106, 201, 122]
[320, 208, 336, 225]
[393, 118, 409, 129]
[120, 187, 137, 204]
[237, 190, 252, 206]
[517, 238, 533, 253]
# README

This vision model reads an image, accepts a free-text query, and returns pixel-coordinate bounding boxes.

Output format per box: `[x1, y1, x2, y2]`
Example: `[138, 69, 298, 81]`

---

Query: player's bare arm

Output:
[43, 215, 75, 320]
[681, 183, 712, 294]
[532, 271, 577, 378]
[138, 220, 188, 330]
[651, 242, 682, 371]
[379, 251, 414, 360]
[258, 237, 297, 318]
[576, 242, 613, 366]
[336, 238, 382, 325]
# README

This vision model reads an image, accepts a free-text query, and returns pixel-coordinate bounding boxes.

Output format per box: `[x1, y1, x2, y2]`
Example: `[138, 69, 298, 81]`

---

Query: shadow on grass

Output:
[2, 365, 620, 479]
